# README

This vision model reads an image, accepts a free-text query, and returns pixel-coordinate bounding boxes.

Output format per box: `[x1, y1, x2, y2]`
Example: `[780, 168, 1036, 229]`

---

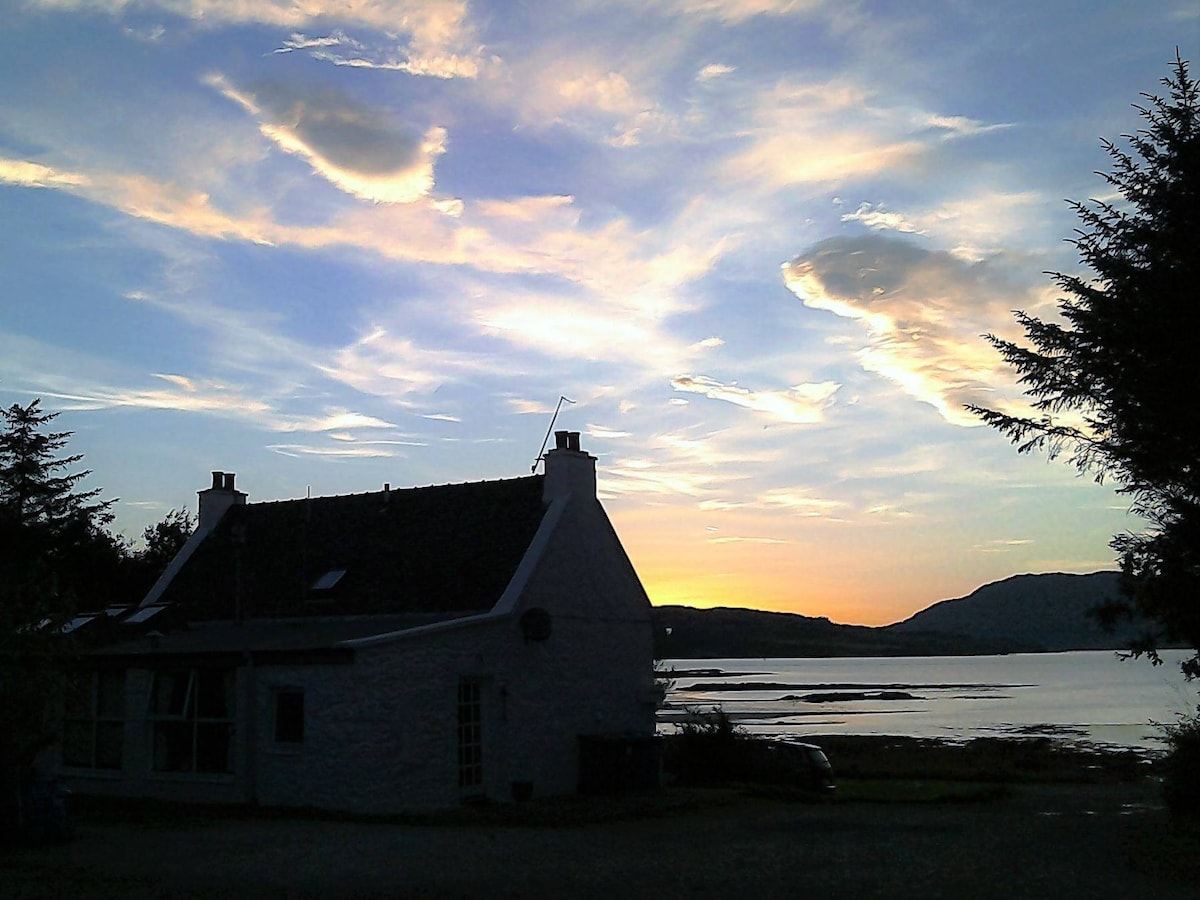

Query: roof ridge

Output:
[244, 473, 544, 508]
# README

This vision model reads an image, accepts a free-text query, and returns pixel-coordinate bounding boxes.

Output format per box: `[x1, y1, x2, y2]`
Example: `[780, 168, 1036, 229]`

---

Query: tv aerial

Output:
[531, 395, 575, 472]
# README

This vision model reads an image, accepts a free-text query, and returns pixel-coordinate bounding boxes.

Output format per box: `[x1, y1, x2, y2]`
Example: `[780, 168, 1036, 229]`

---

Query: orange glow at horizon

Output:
[610, 504, 952, 627]
[635, 565, 927, 627]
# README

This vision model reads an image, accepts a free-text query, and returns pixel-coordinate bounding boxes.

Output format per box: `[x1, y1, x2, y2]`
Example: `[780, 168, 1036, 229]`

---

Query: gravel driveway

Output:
[3, 779, 1195, 899]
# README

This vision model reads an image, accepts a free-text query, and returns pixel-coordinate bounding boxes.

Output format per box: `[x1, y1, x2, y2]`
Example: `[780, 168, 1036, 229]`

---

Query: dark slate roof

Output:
[156, 475, 548, 620]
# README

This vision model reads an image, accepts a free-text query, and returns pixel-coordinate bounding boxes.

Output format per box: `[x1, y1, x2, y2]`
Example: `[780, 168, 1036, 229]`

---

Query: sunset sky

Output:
[2, 2, 1195, 625]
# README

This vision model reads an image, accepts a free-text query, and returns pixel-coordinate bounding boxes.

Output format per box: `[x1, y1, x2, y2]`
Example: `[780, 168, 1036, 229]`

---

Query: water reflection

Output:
[658, 650, 1196, 751]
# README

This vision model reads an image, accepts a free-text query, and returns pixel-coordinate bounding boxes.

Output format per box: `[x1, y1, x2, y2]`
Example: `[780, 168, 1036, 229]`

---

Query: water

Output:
[658, 650, 1198, 752]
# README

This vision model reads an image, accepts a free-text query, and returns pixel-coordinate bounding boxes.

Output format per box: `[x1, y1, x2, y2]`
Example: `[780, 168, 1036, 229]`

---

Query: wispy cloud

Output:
[36, 1, 480, 78]
[972, 538, 1035, 553]
[840, 191, 1050, 259]
[721, 77, 1009, 190]
[707, 535, 790, 544]
[697, 63, 736, 81]
[758, 489, 847, 517]
[274, 29, 482, 79]
[0, 158, 88, 188]
[267, 444, 401, 459]
[782, 234, 1038, 425]
[841, 202, 924, 234]
[315, 327, 488, 402]
[671, 375, 839, 424]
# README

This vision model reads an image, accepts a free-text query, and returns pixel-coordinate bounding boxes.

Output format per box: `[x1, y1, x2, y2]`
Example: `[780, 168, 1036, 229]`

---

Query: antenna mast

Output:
[531, 396, 575, 472]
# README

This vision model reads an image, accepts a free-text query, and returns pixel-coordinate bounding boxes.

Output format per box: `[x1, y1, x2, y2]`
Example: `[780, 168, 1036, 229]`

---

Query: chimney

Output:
[543, 431, 596, 502]
[139, 470, 249, 608]
[198, 470, 248, 532]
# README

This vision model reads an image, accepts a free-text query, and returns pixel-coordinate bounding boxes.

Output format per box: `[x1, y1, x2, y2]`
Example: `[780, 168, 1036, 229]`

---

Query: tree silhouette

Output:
[969, 54, 1200, 677]
[0, 400, 117, 780]
[134, 507, 194, 592]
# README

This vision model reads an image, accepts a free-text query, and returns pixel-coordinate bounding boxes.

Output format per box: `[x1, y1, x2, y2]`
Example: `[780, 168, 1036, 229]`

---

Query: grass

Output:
[832, 778, 1009, 804]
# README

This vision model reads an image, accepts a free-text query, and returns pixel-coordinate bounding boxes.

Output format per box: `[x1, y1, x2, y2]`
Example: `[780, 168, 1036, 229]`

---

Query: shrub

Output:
[664, 707, 745, 785]
[1161, 706, 1200, 818]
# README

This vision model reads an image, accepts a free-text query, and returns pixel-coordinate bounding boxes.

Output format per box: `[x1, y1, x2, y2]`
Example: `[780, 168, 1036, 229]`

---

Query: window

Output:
[273, 689, 305, 744]
[148, 669, 235, 774]
[457, 679, 483, 788]
[63, 670, 125, 770]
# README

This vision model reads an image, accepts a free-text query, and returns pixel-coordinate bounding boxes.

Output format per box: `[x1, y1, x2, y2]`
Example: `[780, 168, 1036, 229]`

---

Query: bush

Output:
[1161, 707, 1200, 818]
[664, 708, 745, 785]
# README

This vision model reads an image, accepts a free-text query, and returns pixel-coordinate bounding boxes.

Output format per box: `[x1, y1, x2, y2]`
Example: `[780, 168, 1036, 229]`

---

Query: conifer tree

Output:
[969, 54, 1200, 676]
[0, 399, 117, 776]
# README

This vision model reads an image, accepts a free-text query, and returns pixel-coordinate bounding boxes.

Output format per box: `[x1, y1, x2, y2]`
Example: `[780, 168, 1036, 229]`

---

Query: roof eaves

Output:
[338, 608, 507, 649]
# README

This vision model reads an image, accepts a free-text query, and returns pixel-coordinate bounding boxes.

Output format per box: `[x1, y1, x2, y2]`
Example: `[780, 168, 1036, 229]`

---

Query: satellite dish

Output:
[519, 607, 553, 641]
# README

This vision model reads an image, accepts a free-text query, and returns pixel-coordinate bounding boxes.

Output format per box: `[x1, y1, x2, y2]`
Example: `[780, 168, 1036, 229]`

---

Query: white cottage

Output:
[61, 432, 658, 812]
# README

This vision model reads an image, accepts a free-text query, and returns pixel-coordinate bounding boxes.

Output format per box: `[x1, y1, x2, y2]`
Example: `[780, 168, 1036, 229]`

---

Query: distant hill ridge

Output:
[653, 571, 1142, 659]
[887, 571, 1132, 650]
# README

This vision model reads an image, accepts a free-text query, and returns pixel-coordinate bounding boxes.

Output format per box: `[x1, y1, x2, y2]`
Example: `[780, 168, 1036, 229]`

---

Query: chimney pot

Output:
[198, 470, 247, 533]
[542, 432, 596, 502]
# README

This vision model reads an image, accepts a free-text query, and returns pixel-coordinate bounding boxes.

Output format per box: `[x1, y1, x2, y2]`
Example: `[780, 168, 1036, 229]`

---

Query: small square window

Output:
[273, 690, 305, 744]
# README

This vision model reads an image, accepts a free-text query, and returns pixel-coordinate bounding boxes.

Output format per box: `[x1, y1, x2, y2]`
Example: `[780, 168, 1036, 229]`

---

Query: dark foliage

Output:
[0, 400, 118, 773]
[136, 507, 193, 588]
[969, 54, 1200, 677]
[665, 709, 745, 785]
[1160, 708, 1200, 817]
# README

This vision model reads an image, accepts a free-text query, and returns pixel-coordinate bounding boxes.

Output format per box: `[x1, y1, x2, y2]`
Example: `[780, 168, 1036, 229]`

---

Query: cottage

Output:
[60, 432, 657, 812]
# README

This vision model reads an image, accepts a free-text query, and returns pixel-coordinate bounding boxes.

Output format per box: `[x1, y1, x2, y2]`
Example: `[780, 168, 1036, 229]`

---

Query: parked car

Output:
[792, 742, 836, 793]
[746, 740, 836, 793]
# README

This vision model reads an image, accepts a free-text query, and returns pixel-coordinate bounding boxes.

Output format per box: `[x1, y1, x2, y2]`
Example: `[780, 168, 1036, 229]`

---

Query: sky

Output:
[1, 2, 1196, 626]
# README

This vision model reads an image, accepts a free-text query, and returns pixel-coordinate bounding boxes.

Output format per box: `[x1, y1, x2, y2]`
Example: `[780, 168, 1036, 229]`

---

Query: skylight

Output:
[124, 605, 167, 624]
[61, 616, 95, 634]
[311, 569, 346, 592]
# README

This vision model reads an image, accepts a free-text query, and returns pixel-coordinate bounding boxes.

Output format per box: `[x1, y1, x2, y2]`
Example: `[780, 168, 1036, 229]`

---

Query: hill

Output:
[653, 571, 1144, 659]
[887, 571, 1138, 651]
[651, 605, 1009, 660]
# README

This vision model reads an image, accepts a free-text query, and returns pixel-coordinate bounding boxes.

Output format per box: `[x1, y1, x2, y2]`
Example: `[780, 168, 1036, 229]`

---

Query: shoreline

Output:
[782, 732, 1157, 783]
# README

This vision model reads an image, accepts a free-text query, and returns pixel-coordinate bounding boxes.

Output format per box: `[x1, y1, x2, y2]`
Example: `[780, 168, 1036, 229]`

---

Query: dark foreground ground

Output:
[4, 738, 1198, 900]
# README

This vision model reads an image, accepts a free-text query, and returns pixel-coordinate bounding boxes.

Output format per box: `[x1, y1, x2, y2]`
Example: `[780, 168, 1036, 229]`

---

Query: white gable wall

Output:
[252, 489, 655, 813]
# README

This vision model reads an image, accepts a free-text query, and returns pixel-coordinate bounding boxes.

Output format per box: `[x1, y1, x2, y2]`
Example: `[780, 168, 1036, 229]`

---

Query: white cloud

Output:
[918, 113, 1012, 138]
[782, 234, 1038, 425]
[842, 191, 1050, 260]
[316, 327, 488, 402]
[720, 77, 1009, 190]
[758, 488, 847, 517]
[276, 410, 398, 433]
[666, 0, 826, 23]
[35, 1, 479, 77]
[841, 202, 923, 234]
[273, 29, 482, 80]
[0, 158, 89, 188]
[587, 426, 633, 440]
[697, 63, 736, 81]
[268, 443, 400, 459]
[671, 375, 839, 424]
[707, 535, 789, 544]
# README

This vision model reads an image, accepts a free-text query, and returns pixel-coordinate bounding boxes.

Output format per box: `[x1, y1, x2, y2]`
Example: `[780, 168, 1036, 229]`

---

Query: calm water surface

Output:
[659, 650, 1197, 751]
